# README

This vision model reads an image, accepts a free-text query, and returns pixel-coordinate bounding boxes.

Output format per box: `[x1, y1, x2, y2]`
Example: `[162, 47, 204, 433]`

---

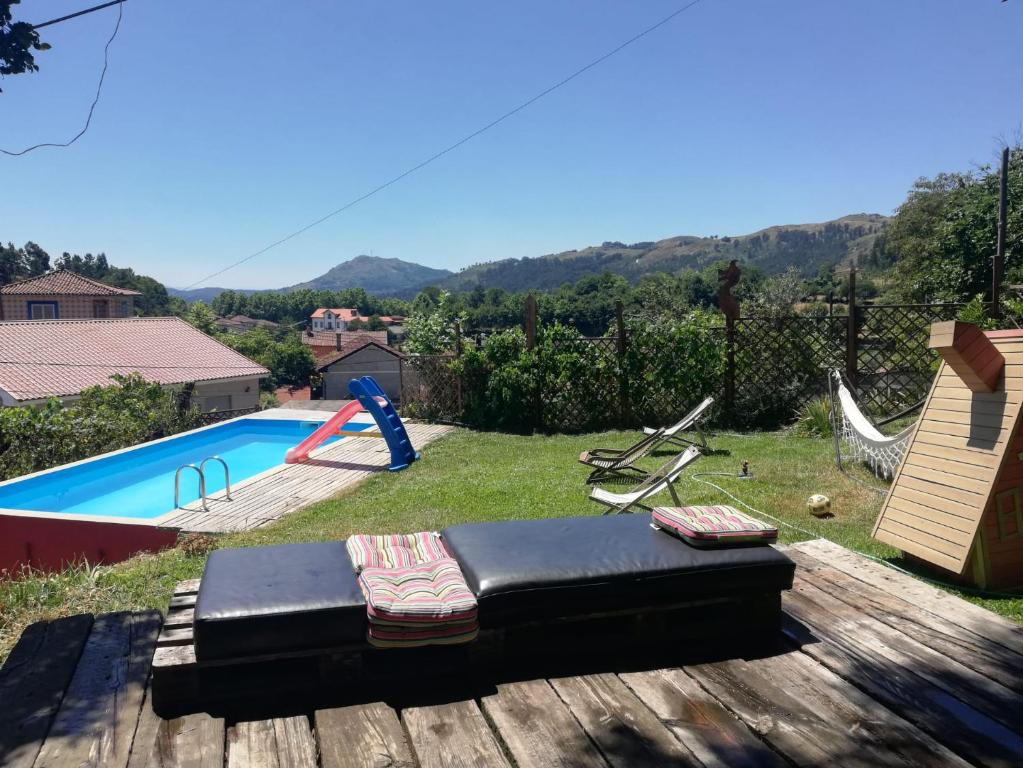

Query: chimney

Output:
[929, 321, 1004, 393]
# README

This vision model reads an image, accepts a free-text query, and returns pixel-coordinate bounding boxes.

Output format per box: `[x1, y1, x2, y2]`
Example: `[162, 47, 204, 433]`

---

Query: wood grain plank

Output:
[481, 680, 609, 768]
[898, 460, 990, 495]
[786, 578, 1022, 731]
[549, 673, 699, 767]
[787, 548, 1023, 693]
[685, 649, 965, 767]
[315, 704, 413, 768]
[0, 615, 93, 768]
[402, 700, 510, 768]
[619, 668, 787, 768]
[33, 610, 162, 768]
[227, 717, 315, 768]
[143, 714, 224, 768]
[790, 539, 1023, 655]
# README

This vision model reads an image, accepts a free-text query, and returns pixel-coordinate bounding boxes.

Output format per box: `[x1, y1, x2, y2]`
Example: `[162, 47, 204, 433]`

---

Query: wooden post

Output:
[846, 265, 858, 385]
[614, 300, 628, 425]
[525, 294, 537, 350]
[453, 320, 463, 357]
[993, 146, 1010, 320]
[724, 316, 736, 421]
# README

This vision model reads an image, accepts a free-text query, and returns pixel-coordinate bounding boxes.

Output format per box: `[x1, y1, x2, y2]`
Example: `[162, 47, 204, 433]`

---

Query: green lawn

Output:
[2, 427, 1021, 661]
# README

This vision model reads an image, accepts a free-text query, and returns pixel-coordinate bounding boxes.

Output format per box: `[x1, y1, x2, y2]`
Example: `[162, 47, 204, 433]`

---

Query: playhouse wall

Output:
[0, 514, 179, 574]
[982, 430, 1023, 589]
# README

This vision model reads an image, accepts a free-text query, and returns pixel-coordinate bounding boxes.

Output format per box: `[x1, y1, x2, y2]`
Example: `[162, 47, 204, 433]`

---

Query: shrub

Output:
[0, 374, 201, 481]
[794, 396, 834, 438]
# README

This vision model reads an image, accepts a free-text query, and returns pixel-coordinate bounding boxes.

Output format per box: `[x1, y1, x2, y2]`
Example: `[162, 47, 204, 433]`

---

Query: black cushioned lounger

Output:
[192, 514, 794, 663]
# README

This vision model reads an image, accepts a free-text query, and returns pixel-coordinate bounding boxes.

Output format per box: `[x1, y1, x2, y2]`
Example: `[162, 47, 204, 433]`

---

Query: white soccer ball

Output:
[807, 494, 831, 517]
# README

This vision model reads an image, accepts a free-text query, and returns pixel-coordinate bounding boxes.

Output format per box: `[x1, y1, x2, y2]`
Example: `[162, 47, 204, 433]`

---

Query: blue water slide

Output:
[347, 376, 420, 471]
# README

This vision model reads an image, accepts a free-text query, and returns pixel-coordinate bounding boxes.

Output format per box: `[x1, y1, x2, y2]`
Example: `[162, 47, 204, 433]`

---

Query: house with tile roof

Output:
[309, 307, 361, 332]
[0, 269, 141, 321]
[0, 317, 269, 412]
[315, 340, 404, 401]
[301, 329, 389, 358]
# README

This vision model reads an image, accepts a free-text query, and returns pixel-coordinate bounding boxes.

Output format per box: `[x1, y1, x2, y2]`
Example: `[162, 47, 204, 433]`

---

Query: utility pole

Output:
[993, 146, 1010, 320]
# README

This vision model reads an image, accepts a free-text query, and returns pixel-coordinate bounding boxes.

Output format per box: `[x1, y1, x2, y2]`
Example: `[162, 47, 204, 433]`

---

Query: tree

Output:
[1, 1, 49, 93]
[184, 301, 218, 334]
[0, 240, 50, 284]
[881, 145, 1023, 302]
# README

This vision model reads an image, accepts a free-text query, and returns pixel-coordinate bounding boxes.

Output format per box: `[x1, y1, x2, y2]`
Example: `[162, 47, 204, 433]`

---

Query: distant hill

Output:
[282, 255, 453, 295]
[439, 214, 887, 293]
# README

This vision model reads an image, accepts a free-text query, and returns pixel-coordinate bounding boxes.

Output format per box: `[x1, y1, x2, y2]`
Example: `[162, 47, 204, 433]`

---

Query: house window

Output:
[27, 301, 58, 320]
[120, 300, 131, 317]
[93, 300, 109, 318]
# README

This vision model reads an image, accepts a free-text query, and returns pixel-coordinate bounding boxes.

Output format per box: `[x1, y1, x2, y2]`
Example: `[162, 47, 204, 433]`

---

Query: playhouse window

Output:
[995, 488, 1022, 541]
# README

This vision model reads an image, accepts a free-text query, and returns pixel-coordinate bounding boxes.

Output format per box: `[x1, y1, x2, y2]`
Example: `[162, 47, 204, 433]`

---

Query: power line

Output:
[183, 0, 706, 289]
[32, 0, 127, 30]
[1, 1, 124, 157]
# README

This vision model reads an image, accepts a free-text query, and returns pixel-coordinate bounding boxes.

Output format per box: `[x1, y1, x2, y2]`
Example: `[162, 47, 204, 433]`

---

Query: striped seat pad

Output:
[652, 505, 777, 545]
[367, 620, 479, 649]
[346, 532, 449, 572]
[358, 558, 478, 624]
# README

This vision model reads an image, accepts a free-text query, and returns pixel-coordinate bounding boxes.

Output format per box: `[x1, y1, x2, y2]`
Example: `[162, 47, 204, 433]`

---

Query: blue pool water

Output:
[0, 418, 370, 519]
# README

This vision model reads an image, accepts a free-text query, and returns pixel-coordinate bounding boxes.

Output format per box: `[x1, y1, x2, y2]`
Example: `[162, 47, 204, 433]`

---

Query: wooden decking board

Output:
[782, 590, 1023, 767]
[144, 714, 225, 768]
[481, 680, 610, 768]
[788, 577, 1022, 732]
[791, 539, 1023, 655]
[786, 550, 1023, 694]
[313, 704, 414, 768]
[227, 718, 315, 768]
[0, 615, 94, 768]
[6, 539, 1023, 768]
[401, 700, 511, 768]
[159, 422, 452, 533]
[617, 668, 788, 768]
[547, 673, 700, 767]
[33, 610, 162, 768]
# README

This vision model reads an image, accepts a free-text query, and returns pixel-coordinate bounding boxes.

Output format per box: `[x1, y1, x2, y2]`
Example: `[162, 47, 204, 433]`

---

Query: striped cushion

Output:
[346, 532, 449, 572]
[358, 558, 479, 648]
[652, 505, 777, 547]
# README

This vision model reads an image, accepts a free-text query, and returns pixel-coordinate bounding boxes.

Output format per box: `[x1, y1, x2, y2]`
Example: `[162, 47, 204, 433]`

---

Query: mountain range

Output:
[169, 213, 886, 301]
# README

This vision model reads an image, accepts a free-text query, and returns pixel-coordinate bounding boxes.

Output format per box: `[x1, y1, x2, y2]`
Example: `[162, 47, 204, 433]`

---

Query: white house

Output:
[310, 308, 361, 332]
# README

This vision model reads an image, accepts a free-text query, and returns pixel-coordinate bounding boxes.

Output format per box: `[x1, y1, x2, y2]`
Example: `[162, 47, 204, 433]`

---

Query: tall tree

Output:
[0, 0, 50, 92]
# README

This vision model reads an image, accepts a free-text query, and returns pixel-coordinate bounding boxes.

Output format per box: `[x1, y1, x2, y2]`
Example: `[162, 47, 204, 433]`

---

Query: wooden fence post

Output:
[846, 265, 858, 385]
[525, 294, 537, 350]
[453, 320, 463, 414]
[993, 146, 1010, 320]
[614, 300, 629, 426]
[724, 317, 736, 421]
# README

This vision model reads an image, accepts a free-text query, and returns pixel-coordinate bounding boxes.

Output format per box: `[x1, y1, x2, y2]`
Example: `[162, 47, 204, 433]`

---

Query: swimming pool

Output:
[0, 418, 370, 521]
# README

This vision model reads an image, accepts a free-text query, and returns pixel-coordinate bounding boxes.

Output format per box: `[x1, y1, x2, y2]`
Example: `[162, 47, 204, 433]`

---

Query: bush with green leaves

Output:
[0, 374, 201, 481]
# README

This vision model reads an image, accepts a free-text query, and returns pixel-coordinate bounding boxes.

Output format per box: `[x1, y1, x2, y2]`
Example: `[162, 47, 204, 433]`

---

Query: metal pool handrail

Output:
[174, 464, 207, 510]
[199, 456, 232, 500]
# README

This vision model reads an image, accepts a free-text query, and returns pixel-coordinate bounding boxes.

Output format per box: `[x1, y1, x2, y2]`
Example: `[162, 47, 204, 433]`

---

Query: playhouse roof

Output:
[873, 327, 1023, 574]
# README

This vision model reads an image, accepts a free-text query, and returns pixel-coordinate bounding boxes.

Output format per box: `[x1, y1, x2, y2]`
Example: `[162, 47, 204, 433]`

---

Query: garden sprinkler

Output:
[738, 460, 753, 479]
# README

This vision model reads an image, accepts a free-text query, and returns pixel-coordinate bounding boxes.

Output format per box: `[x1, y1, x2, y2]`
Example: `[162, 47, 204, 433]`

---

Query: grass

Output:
[2, 427, 1021, 661]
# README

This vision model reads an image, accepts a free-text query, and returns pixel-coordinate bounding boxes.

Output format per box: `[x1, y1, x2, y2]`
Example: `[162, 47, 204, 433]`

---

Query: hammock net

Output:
[831, 372, 915, 479]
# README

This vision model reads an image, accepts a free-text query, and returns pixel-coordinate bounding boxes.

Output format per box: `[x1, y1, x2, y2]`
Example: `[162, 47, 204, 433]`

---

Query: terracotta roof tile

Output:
[0, 270, 142, 296]
[316, 340, 403, 371]
[0, 317, 268, 402]
[310, 307, 360, 320]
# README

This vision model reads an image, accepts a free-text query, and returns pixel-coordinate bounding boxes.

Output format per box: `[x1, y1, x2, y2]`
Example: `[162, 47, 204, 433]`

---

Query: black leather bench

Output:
[192, 515, 794, 662]
[441, 514, 794, 628]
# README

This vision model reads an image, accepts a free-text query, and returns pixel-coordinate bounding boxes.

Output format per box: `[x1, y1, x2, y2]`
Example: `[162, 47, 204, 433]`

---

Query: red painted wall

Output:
[0, 514, 179, 574]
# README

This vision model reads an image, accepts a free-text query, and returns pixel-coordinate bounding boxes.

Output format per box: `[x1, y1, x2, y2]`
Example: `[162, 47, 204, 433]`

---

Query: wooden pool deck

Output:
[158, 418, 452, 533]
[3, 538, 1022, 767]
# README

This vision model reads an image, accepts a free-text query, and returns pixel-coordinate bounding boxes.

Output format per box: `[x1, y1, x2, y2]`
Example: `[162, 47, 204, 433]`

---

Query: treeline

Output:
[0, 244, 179, 316]
[210, 288, 410, 326]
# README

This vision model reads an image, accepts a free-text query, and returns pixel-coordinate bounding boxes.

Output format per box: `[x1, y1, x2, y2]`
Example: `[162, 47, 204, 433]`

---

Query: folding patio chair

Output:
[642, 396, 714, 450]
[578, 428, 667, 484]
[588, 445, 702, 515]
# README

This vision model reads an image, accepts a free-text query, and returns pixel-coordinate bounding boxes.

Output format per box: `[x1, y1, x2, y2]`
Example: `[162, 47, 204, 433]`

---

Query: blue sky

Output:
[1, 0, 1021, 289]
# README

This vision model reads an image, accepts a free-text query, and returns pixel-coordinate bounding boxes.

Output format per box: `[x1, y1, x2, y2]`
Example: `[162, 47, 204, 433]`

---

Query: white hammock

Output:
[830, 371, 915, 479]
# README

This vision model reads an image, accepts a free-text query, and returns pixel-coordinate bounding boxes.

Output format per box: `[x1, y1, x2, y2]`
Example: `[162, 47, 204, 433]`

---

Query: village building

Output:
[0, 269, 140, 321]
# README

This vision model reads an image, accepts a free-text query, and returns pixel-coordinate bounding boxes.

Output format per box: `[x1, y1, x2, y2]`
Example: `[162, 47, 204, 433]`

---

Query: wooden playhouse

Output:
[873, 320, 1023, 590]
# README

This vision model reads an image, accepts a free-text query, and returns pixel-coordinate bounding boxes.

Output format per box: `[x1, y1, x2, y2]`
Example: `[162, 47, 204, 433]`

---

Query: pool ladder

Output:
[174, 456, 232, 510]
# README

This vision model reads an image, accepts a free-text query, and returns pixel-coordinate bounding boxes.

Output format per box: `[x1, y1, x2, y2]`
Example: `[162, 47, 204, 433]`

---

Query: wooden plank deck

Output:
[3, 539, 1022, 768]
[158, 422, 452, 533]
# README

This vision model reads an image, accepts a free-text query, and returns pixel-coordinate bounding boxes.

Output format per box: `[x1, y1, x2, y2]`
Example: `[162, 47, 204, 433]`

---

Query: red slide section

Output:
[285, 400, 364, 464]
